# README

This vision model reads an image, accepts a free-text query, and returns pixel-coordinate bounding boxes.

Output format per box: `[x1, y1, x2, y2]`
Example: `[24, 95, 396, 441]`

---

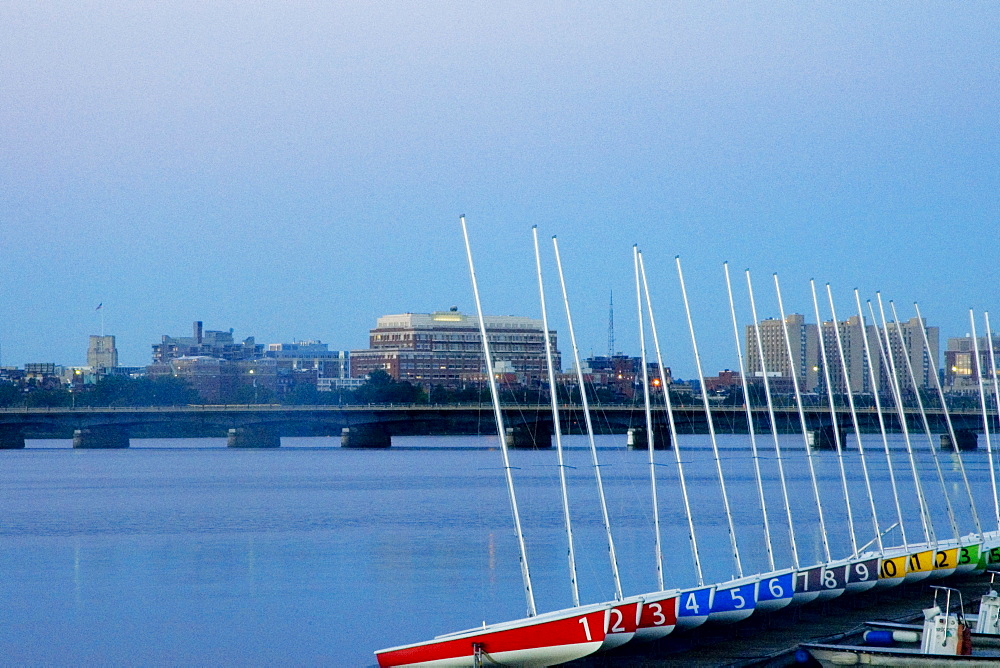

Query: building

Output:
[264, 342, 349, 380]
[746, 314, 821, 392]
[818, 316, 879, 394]
[746, 313, 940, 396]
[944, 333, 1000, 392]
[152, 321, 263, 363]
[879, 317, 939, 392]
[579, 355, 640, 399]
[702, 369, 742, 393]
[350, 309, 558, 389]
[87, 335, 118, 369]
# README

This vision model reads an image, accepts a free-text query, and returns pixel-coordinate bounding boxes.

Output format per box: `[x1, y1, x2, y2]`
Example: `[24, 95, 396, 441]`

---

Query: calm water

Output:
[2, 432, 997, 666]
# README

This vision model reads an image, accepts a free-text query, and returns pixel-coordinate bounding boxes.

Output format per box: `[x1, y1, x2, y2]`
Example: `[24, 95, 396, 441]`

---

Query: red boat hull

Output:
[375, 606, 609, 668]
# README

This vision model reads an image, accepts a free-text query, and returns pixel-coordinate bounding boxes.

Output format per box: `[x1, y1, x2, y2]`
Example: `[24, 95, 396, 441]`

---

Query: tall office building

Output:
[350, 309, 558, 388]
[87, 335, 118, 369]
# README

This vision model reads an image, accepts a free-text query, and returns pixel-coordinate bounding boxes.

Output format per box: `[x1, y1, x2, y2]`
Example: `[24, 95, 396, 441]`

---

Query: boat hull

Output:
[673, 586, 713, 630]
[756, 569, 795, 612]
[802, 642, 1000, 667]
[707, 576, 757, 624]
[632, 590, 678, 642]
[791, 565, 823, 606]
[600, 600, 640, 650]
[375, 606, 608, 668]
[814, 563, 847, 601]
[845, 556, 881, 593]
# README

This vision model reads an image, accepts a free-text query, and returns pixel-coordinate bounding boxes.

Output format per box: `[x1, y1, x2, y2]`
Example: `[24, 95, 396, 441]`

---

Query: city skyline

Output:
[2, 3, 997, 375]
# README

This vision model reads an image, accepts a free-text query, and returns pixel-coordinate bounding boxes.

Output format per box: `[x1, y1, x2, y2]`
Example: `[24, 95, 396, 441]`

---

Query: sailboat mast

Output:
[532, 226, 579, 607]
[811, 280, 858, 556]
[911, 302, 983, 541]
[854, 290, 908, 548]
[971, 310, 1000, 532]
[635, 247, 664, 592]
[459, 216, 537, 617]
[747, 269, 800, 568]
[983, 312, 1000, 531]
[725, 262, 774, 571]
[677, 256, 743, 577]
[552, 236, 623, 601]
[872, 295, 934, 546]
[827, 285, 883, 553]
[774, 273, 831, 563]
[639, 252, 704, 585]
[888, 301, 960, 541]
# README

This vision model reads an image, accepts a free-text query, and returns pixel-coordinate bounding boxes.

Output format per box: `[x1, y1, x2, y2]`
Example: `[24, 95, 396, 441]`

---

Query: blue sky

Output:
[1, 2, 997, 377]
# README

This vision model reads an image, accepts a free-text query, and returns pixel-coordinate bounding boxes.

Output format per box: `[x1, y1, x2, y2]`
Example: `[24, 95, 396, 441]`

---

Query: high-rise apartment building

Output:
[745, 314, 820, 391]
[818, 316, 879, 394]
[87, 335, 118, 369]
[350, 309, 558, 388]
[879, 316, 939, 392]
[745, 314, 939, 394]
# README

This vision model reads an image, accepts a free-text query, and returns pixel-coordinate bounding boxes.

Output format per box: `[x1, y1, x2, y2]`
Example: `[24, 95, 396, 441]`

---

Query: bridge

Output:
[0, 403, 994, 449]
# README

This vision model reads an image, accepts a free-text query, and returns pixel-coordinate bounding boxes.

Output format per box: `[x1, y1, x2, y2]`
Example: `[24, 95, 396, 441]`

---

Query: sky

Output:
[1, 2, 997, 377]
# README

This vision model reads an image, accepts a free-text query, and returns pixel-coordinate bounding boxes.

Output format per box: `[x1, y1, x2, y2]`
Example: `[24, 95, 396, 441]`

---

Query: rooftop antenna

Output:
[608, 289, 615, 357]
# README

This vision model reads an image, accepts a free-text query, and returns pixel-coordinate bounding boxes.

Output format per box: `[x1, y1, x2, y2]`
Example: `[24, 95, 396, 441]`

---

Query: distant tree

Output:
[353, 370, 426, 404]
[0, 382, 21, 407]
[25, 388, 72, 407]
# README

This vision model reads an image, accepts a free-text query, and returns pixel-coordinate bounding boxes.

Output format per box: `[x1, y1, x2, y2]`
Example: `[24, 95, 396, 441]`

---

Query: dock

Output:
[566, 575, 991, 667]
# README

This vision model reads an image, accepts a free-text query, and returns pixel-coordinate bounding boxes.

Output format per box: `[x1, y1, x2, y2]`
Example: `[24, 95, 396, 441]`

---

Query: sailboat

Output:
[375, 217, 611, 668]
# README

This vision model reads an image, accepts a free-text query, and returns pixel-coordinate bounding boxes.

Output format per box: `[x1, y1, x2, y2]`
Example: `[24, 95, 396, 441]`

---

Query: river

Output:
[1, 433, 995, 665]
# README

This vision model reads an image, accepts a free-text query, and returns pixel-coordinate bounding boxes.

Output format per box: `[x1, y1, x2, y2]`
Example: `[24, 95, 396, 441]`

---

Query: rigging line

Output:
[811, 279, 858, 557]
[774, 272, 831, 564]
[552, 235, 623, 601]
[635, 246, 665, 591]
[888, 301, 960, 542]
[855, 289, 907, 548]
[912, 301, 983, 542]
[747, 269, 800, 568]
[827, 284, 883, 555]
[676, 255, 742, 577]
[460, 215, 536, 617]
[532, 225, 579, 607]
[982, 312, 1000, 532]
[872, 295, 934, 547]
[724, 262, 774, 571]
[639, 251, 704, 585]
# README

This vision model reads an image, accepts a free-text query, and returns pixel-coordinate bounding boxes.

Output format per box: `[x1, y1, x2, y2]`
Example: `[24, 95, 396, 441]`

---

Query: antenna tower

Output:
[608, 290, 615, 357]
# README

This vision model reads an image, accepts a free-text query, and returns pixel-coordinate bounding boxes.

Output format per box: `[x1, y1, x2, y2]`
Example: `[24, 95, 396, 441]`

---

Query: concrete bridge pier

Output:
[808, 425, 846, 450]
[73, 426, 130, 449]
[505, 422, 551, 449]
[627, 425, 671, 450]
[0, 425, 25, 449]
[227, 426, 281, 449]
[341, 424, 391, 449]
[941, 429, 978, 451]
